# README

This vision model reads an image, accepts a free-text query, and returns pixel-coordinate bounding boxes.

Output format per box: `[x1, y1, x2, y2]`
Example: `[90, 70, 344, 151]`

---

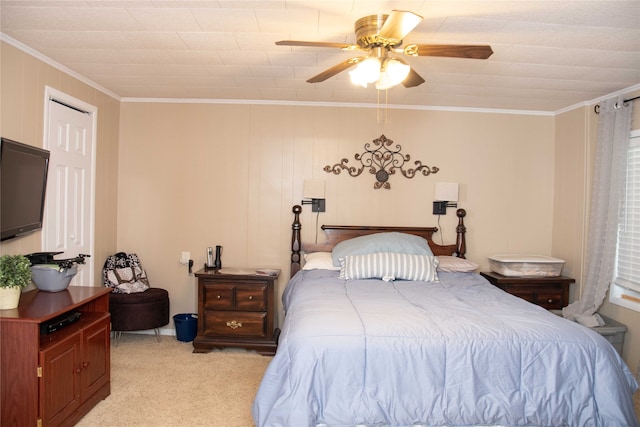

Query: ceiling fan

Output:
[276, 10, 493, 89]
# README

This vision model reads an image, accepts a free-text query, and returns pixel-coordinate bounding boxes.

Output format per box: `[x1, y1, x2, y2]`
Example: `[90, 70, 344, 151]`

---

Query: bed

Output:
[252, 205, 639, 427]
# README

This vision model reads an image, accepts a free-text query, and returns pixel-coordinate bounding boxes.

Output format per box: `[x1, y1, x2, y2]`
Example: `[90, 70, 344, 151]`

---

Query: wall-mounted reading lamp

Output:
[433, 182, 459, 215]
[302, 180, 326, 212]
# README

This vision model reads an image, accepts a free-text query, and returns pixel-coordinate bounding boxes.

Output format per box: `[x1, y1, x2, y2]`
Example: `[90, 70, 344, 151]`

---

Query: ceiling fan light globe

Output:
[358, 57, 381, 83]
[385, 58, 411, 84]
[375, 73, 393, 90]
[349, 69, 369, 87]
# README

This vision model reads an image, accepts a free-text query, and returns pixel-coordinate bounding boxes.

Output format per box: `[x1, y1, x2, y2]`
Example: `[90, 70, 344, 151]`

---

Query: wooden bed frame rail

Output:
[291, 205, 467, 277]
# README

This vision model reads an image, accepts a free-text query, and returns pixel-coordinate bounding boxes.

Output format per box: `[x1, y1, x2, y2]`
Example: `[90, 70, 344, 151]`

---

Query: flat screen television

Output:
[1, 137, 50, 241]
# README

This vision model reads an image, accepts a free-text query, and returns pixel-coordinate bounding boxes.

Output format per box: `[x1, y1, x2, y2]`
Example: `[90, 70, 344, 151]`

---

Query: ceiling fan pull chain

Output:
[376, 90, 389, 125]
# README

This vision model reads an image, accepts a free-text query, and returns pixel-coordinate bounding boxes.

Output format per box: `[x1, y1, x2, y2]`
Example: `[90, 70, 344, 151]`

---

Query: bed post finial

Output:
[455, 208, 467, 258]
[291, 205, 303, 277]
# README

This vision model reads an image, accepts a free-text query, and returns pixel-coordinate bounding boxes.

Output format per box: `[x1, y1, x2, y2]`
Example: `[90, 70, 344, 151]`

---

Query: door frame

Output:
[42, 86, 98, 285]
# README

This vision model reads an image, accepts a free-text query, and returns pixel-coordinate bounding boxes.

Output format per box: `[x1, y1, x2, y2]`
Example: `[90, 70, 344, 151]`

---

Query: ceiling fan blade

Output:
[276, 40, 357, 50]
[307, 58, 363, 83]
[378, 10, 423, 43]
[406, 44, 493, 59]
[402, 68, 426, 88]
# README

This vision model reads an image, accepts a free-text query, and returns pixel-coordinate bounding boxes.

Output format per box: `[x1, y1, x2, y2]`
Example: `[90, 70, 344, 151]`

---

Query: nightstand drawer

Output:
[535, 292, 564, 310]
[236, 285, 266, 311]
[203, 284, 234, 310]
[502, 288, 564, 309]
[507, 289, 534, 302]
[203, 312, 267, 338]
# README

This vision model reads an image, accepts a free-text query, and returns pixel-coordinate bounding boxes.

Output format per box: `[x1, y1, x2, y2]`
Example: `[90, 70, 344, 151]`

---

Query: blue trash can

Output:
[173, 313, 197, 342]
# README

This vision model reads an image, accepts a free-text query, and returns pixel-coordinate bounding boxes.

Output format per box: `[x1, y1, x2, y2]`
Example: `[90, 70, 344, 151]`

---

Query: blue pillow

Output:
[331, 232, 433, 267]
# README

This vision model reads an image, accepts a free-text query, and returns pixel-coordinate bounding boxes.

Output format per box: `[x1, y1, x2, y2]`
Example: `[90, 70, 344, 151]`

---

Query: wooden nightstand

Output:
[480, 271, 574, 310]
[193, 268, 280, 356]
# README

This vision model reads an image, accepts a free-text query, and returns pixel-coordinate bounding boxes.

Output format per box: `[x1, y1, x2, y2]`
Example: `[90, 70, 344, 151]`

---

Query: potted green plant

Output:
[0, 255, 32, 310]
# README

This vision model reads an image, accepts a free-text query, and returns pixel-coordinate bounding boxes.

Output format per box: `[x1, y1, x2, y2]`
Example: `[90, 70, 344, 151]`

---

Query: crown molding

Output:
[120, 97, 554, 116]
[556, 83, 640, 115]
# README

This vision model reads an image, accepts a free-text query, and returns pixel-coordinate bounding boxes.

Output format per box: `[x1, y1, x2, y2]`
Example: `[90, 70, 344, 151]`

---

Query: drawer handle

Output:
[226, 320, 243, 329]
[216, 295, 221, 300]
[248, 295, 253, 300]
[548, 299, 554, 303]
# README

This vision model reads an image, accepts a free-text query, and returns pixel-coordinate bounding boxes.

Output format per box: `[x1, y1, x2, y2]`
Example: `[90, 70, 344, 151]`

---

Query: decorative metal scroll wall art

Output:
[323, 134, 439, 189]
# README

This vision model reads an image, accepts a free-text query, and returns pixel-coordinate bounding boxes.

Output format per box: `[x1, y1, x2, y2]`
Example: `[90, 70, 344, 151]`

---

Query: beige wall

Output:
[118, 102, 555, 327]
[553, 107, 589, 294]
[554, 94, 640, 376]
[0, 41, 120, 286]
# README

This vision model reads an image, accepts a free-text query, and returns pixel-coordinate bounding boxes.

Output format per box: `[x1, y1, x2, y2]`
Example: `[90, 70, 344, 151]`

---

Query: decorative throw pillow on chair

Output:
[102, 252, 150, 294]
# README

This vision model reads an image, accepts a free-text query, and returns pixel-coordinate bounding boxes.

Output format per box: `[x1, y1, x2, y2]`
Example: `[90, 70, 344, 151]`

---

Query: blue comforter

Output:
[253, 270, 639, 426]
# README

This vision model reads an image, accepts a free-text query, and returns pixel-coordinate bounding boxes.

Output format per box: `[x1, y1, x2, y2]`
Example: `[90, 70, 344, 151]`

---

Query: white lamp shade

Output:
[349, 57, 381, 87]
[303, 180, 325, 199]
[349, 56, 411, 90]
[376, 58, 410, 90]
[435, 182, 459, 202]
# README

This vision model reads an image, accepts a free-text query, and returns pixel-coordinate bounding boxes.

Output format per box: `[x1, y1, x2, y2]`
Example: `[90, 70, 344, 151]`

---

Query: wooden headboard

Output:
[290, 205, 467, 277]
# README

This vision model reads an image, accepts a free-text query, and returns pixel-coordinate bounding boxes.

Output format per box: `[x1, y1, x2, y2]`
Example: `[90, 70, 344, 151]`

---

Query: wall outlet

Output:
[180, 252, 190, 265]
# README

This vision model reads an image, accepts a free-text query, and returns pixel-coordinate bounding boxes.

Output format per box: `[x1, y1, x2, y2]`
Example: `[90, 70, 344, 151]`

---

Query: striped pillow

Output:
[339, 252, 438, 282]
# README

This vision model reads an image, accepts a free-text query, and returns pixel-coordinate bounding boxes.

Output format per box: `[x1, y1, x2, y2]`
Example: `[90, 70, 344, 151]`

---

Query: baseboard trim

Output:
[114, 327, 175, 337]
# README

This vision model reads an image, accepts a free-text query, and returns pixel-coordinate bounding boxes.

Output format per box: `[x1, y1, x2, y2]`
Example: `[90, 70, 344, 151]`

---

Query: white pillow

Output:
[436, 256, 479, 273]
[339, 252, 438, 282]
[302, 252, 340, 270]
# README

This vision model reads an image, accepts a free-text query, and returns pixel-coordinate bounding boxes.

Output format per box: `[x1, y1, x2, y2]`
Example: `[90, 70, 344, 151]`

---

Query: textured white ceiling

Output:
[1, 0, 639, 113]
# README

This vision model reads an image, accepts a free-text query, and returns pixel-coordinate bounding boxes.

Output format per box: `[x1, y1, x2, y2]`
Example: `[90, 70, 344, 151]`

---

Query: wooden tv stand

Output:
[1, 286, 111, 427]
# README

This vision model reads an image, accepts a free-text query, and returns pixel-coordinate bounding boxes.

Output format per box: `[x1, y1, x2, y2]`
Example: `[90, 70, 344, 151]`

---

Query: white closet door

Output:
[43, 99, 95, 287]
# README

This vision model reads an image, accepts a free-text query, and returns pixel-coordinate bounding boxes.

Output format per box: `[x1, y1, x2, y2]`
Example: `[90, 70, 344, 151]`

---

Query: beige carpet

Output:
[77, 333, 640, 426]
[76, 333, 271, 426]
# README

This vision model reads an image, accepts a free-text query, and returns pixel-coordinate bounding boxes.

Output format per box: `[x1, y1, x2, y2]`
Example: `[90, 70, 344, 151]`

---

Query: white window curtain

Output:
[562, 96, 634, 327]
